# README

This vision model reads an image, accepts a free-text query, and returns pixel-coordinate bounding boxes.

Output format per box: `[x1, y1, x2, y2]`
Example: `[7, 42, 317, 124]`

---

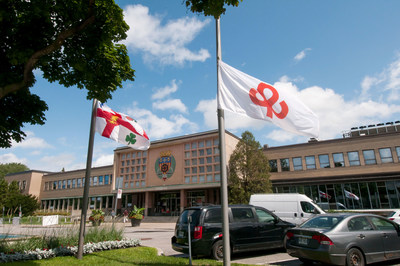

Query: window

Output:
[198, 141, 204, 148]
[318, 154, 330, 168]
[121, 161, 125, 167]
[213, 147, 219, 154]
[207, 165, 212, 172]
[192, 176, 197, 183]
[206, 140, 212, 147]
[199, 158, 205, 164]
[143, 158, 147, 164]
[62, 180, 66, 189]
[204, 209, 222, 223]
[93, 176, 98, 186]
[185, 176, 190, 183]
[77, 179, 81, 188]
[232, 208, 255, 222]
[305, 156, 316, 169]
[142, 173, 146, 179]
[207, 174, 213, 182]
[348, 217, 372, 231]
[192, 150, 197, 157]
[206, 148, 212, 155]
[396, 147, 400, 159]
[199, 175, 205, 183]
[53, 181, 57, 190]
[199, 149, 205, 156]
[192, 142, 197, 149]
[269, 160, 277, 172]
[185, 143, 190, 150]
[192, 167, 197, 174]
[199, 166, 205, 173]
[280, 158, 290, 171]
[293, 157, 303, 171]
[104, 175, 109, 185]
[333, 153, 345, 167]
[98, 176, 103, 185]
[379, 148, 393, 163]
[207, 157, 212, 163]
[255, 208, 276, 223]
[192, 159, 197, 165]
[142, 165, 146, 171]
[72, 179, 76, 188]
[185, 168, 190, 174]
[67, 179, 71, 189]
[141, 181, 145, 187]
[348, 151, 360, 166]
[185, 160, 190, 166]
[363, 150, 377, 165]
[370, 217, 397, 231]
[214, 164, 220, 172]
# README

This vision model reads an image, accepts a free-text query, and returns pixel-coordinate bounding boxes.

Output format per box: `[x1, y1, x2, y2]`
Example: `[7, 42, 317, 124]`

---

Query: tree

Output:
[0, 163, 29, 180]
[1, 180, 40, 216]
[0, 0, 134, 148]
[185, 0, 242, 19]
[228, 131, 271, 204]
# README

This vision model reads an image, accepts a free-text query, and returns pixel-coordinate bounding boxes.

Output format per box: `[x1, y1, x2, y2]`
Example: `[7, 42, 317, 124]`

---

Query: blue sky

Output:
[2, 0, 400, 172]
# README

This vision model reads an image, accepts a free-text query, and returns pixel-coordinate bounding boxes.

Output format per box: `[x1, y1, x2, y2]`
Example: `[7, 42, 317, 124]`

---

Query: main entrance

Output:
[154, 191, 180, 216]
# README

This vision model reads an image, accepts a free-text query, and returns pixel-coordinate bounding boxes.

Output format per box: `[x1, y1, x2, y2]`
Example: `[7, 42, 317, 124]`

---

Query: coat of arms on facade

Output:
[155, 151, 176, 181]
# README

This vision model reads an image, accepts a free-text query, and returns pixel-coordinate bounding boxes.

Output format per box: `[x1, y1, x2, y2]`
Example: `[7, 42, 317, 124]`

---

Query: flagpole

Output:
[216, 18, 231, 266]
[77, 98, 98, 259]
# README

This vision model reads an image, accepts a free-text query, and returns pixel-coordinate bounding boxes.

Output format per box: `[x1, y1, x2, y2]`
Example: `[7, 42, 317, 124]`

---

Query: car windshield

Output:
[178, 209, 202, 224]
[301, 216, 343, 229]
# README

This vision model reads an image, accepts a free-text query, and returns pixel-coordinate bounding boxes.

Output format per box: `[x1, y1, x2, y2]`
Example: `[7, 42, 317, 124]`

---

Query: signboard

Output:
[42, 215, 59, 226]
[117, 189, 122, 199]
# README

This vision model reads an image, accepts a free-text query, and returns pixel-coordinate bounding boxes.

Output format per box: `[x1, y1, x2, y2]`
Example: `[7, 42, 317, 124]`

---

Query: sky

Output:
[2, 0, 400, 172]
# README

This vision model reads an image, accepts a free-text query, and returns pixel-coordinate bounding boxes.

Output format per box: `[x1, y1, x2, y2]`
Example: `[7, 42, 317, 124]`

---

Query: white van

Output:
[249, 193, 325, 225]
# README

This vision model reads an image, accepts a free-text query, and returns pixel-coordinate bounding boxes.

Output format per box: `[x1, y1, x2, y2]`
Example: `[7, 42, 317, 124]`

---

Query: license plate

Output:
[178, 231, 184, 237]
[298, 237, 308, 245]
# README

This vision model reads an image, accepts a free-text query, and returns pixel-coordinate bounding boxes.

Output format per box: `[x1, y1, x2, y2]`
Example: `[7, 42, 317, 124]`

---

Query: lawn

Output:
[2, 246, 256, 265]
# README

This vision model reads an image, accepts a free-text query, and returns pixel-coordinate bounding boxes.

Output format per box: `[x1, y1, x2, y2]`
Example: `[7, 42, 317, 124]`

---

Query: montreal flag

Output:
[95, 101, 150, 150]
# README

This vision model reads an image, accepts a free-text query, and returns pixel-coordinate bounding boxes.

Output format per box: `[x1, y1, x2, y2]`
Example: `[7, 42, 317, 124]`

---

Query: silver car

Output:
[285, 213, 400, 265]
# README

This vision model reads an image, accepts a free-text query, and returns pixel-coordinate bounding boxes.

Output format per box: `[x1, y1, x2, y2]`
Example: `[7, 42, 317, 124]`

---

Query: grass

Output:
[0, 224, 124, 253]
[1, 246, 256, 265]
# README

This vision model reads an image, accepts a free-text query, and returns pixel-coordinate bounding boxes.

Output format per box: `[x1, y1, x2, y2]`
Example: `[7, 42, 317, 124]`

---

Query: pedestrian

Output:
[123, 209, 129, 223]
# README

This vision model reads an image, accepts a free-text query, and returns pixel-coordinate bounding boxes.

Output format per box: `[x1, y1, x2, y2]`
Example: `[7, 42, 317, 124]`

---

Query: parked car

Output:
[249, 193, 325, 225]
[285, 213, 400, 266]
[171, 204, 295, 260]
[387, 210, 400, 224]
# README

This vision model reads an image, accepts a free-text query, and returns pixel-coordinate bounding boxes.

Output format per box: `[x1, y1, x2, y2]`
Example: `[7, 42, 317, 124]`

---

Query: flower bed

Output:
[0, 238, 141, 263]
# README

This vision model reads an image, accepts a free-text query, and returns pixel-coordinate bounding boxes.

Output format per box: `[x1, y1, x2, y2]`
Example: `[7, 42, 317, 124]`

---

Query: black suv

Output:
[171, 204, 295, 260]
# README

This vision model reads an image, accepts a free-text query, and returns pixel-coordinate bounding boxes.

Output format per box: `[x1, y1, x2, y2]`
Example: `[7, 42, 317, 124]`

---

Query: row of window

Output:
[184, 139, 219, 150]
[124, 180, 146, 188]
[121, 151, 147, 160]
[120, 165, 146, 174]
[275, 180, 400, 209]
[44, 175, 113, 191]
[41, 195, 114, 210]
[270, 147, 400, 172]
[184, 173, 221, 184]
[121, 157, 147, 167]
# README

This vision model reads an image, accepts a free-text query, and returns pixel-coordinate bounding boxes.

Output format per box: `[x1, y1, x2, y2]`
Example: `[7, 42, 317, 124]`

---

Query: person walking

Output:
[123, 209, 129, 223]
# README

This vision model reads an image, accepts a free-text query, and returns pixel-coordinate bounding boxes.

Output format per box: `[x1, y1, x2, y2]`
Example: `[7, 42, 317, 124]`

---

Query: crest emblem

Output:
[155, 151, 176, 181]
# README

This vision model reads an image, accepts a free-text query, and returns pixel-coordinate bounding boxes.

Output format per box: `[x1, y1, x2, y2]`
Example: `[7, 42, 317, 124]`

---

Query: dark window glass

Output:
[232, 208, 255, 222]
[269, 160, 277, 172]
[204, 209, 222, 223]
[280, 158, 290, 171]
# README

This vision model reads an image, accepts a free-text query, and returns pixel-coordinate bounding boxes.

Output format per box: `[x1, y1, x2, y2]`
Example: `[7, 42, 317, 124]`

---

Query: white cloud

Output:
[0, 153, 28, 165]
[126, 102, 198, 139]
[93, 154, 114, 167]
[11, 131, 53, 149]
[152, 80, 180, 100]
[153, 99, 188, 113]
[361, 54, 400, 101]
[123, 4, 211, 66]
[294, 48, 311, 62]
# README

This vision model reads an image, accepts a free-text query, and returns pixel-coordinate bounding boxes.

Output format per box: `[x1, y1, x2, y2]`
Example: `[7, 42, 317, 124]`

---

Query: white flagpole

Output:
[216, 18, 231, 266]
[77, 99, 98, 259]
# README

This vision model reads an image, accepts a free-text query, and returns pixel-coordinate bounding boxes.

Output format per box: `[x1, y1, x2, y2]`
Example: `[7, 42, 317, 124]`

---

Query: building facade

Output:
[264, 122, 400, 210]
[5, 130, 240, 216]
[6, 123, 400, 215]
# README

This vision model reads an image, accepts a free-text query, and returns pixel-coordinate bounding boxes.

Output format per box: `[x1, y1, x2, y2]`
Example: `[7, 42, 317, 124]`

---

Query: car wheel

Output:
[346, 248, 365, 266]
[211, 240, 224, 261]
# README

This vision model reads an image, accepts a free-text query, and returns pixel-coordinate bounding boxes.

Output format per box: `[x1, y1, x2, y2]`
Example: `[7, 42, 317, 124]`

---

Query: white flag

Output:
[218, 60, 319, 138]
[344, 189, 359, 200]
[95, 101, 150, 150]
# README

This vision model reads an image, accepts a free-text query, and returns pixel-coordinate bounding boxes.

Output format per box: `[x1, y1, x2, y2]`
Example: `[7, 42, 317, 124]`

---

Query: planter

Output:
[130, 218, 142, 227]
[91, 220, 102, 226]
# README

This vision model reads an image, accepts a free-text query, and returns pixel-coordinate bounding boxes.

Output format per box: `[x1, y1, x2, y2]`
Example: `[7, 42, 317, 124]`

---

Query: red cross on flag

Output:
[218, 60, 319, 138]
[95, 101, 150, 150]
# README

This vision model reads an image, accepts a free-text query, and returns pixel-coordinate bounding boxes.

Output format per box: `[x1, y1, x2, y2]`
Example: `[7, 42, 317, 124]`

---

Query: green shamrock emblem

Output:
[125, 133, 137, 145]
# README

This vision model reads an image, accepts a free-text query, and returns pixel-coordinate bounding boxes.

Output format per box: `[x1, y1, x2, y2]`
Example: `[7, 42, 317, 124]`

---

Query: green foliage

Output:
[185, 0, 242, 19]
[1, 180, 40, 216]
[228, 131, 272, 204]
[89, 209, 105, 223]
[0, 163, 29, 180]
[128, 205, 145, 220]
[0, 0, 135, 148]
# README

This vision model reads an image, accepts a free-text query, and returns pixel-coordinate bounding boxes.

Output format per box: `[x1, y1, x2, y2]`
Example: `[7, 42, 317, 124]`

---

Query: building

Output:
[5, 122, 400, 215]
[5, 130, 240, 216]
[264, 122, 400, 210]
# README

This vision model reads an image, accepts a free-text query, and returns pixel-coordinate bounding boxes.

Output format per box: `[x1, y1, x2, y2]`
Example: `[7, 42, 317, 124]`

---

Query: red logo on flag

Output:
[249, 82, 289, 119]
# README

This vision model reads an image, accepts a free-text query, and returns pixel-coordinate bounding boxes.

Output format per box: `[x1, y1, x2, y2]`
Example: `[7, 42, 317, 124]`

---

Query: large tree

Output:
[228, 131, 271, 204]
[0, 163, 29, 180]
[0, 0, 134, 148]
[185, 0, 242, 19]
